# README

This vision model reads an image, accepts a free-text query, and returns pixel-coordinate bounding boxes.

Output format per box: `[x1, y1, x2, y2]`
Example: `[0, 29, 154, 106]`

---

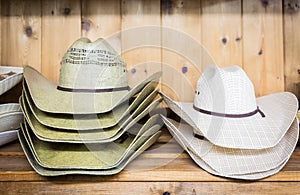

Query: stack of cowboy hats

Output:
[161, 65, 299, 180]
[18, 38, 163, 176]
[0, 66, 23, 146]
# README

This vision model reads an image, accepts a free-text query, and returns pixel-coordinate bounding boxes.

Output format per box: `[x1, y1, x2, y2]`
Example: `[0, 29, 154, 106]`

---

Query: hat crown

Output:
[194, 65, 257, 114]
[58, 38, 128, 91]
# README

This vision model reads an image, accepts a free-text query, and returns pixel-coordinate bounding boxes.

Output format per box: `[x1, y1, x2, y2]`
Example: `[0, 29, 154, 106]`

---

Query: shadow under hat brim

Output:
[162, 116, 298, 176]
[0, 66, 23, 96]
[163, 117, 290, 180]
[22, 80, 158, 130]
[19, 115, 162, 170]
[24, 66, 161, 114]
[162, 92, 298, 149]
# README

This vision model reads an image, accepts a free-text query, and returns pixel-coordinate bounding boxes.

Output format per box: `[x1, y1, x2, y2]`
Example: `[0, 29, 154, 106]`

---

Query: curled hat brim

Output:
[0, 130, 18, 147]
[23, 80, 158, 130]
[21, 94, 162, 143]
[24, 66, 161, 114]
[162, 92, 298, 149]
[162, 116, 298, 180]
[19, 115, 162, 170]
[18, 128, 161, 176]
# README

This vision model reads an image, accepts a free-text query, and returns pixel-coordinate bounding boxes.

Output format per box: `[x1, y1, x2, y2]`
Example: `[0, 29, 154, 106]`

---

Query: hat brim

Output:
[162, 116, 298, 176]
[0, 66, 23, 96]
[24, 66, 161, 114]
[0, 130, 18, 147]
[19, 114, 162, 170]
[0, 111, 23, 132]
[162, 92, 298, 149]
[22, 95, 161, 143]
[18, 128, 161, 176]
[23, 80, 158, 130]
[0, 103, 21, 113]
[162, 116, 292, 180]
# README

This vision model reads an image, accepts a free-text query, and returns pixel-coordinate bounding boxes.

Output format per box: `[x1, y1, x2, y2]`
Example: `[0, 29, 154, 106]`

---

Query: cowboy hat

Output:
[162, 65, 298, 149]
[0, 103, 23, 146]
[21, 93, 162, 143]
[0, 111, 23, 131]
[0, 66, 23, 96]
[24, 38, 161, 114]
[0, 130, 18, 146]
[163, 117, 293, 180]
[0, 103, 21, 113]
[22, 80, 158, 130]
[18, 127, 161, 176]
[19, 114, 162, 170]
[162, 116, 298, 178]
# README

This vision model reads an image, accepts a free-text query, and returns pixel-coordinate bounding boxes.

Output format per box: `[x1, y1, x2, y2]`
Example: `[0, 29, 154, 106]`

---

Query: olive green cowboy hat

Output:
[22, 80, 159, 130]
[19, 114, 162, 170]
[21, 92, 162, 143]
[18, 127, 161, 176]
[24, 38, 161, 114]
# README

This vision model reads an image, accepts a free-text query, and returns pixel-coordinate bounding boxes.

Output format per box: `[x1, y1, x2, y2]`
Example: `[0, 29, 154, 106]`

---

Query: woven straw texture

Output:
[23, 80, 158, 130]
[161, 66, 298, 149]
[162, 116, 298, 179]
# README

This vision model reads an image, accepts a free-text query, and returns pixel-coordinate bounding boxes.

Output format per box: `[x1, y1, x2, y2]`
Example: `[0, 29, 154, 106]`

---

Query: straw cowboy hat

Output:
[22, 80, 159, 130]
[162, 65, 298, 149]
[18, 127, 161, 176]
[162, 116, 298, 179]
[19, 114, 162, 170]
[0, 66, 23, 96]
[24, 38, 161, 114]
[21, 91, 162, 143]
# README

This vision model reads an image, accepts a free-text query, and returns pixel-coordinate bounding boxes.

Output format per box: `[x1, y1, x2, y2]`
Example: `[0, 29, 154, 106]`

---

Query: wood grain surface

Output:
[1, 0, 297, 102]
[0, 130, 300, 194]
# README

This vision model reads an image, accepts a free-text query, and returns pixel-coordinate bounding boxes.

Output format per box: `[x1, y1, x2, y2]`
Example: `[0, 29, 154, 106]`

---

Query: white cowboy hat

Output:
[162, 65, 298, 149]
[162, 116, 298, 179]
[0, 103, 23, 132]
[0, 130, 18, 147]
[24, 38, 161, 114]
[0, 103, 23, 146]
[0, 66, 23, 96]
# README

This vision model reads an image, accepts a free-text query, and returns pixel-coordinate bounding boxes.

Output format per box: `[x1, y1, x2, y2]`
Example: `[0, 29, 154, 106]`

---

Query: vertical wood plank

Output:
[161, 0, 202, 101]
[81, 0, 121, 53]
[121, 0, 161, 87]
[1, 0, 41, 70]
[201, 0, 242, 68]
[284, 0, 300, 102]
[41, 0, 81, 82]
[243, 0, 284, 96]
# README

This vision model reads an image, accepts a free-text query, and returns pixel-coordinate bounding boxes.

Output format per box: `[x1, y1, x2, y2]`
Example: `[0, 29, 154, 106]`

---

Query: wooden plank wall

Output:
[0, 0, 299, 102]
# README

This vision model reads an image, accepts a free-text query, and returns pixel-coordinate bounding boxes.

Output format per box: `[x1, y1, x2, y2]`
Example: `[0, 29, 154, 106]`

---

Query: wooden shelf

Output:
[0, 128, 299, 194]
